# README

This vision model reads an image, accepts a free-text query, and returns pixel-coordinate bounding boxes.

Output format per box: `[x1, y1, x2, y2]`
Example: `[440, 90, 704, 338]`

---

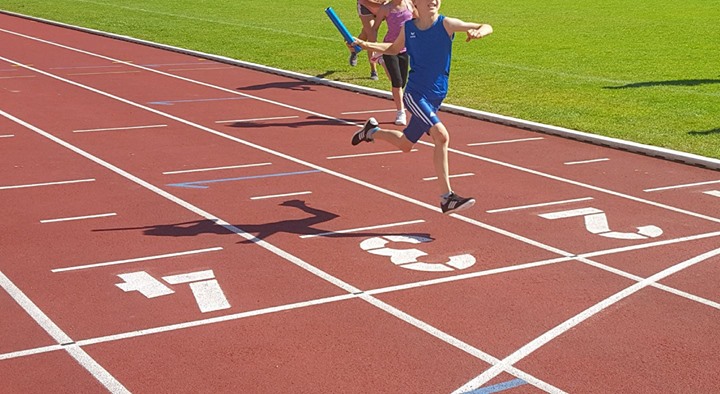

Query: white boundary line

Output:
[250, 191, 312, 200]
[0, 178, 95, 190]
[0, 134, 15, 138]
[563, 158, 609, 165]
[467, 137, 544, 146]
[643, 179, 720, 192]
[422, 172, 475, 181]
[300, 219, 426, 239]
[340, 109, 397, 115]
[73, 124, 167, 133]
[486, 197, 595, 214]
[704, 190, 720, 198]
[51, 246, 223, 273]
[40, 212, 116, 223]
[327, 149, 418, 160]
[215, 115, 299, 124]
[0, 270, 130, 393]
[162, 162, 271, 175]
[1, 10, 716, 170]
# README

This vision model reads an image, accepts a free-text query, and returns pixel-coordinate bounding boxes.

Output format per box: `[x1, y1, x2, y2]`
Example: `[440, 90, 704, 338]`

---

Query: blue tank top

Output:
[404, 15, 454, 99]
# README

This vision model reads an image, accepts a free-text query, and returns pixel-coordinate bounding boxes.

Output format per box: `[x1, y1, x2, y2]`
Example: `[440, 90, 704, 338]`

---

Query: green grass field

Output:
[2, 0, 719, 159]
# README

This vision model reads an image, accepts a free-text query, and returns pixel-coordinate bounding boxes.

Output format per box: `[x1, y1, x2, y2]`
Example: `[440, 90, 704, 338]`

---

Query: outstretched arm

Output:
[352, 24, 406, 55]
[443, 17, 493, 42]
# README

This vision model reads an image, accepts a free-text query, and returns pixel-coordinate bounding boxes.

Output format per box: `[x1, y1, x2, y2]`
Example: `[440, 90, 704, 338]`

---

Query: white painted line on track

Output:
[168, 66, 233, 71]
[0, 178, 95, 190]
[0, 271, 130, 393]
[0, 134, 14, 138]
[704, 190, 720, 198]
[163, 162, 271, 175]
[453, 246, 720, 393]
[487, 197, 594, 214]
[340, 109, 397, 115]
[422, 173, 474, 181]
[300, 219, 425, 239]
[215, 115, 299, 124]
[40, 212, 116, 223]
[467, 137, 544, 146]
[67, 70, 141, 76]
[644, 179, 720, 192]
[564, 158, 609, 165]
[327, 149, 418, 160]
[51, 247, 223, 273]
[73, 124, 167, 133]
[0, 75, 35, 79]
[251, 191, 312, 200]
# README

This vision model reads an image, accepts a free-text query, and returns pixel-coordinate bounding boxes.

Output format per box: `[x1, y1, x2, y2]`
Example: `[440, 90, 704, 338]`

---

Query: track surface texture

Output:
[1, 13, 719, 394]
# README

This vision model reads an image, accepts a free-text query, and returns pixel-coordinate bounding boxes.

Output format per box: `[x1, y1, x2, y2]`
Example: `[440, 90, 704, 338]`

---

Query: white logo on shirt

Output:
[409, 32, 416, 39]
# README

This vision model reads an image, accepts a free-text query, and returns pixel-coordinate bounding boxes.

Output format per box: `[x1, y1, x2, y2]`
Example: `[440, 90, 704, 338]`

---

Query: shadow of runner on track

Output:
[93, 199, 433, 245]
[223, 115, 361, 129]
[237, 71, 336, 92]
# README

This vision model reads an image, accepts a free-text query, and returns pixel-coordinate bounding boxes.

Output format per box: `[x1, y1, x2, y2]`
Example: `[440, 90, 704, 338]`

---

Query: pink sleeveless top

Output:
[383, 2, 414, 53]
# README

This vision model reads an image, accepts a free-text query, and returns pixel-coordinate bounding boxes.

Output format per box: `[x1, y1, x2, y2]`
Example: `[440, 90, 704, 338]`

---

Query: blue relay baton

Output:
[325, 7, 362, 53]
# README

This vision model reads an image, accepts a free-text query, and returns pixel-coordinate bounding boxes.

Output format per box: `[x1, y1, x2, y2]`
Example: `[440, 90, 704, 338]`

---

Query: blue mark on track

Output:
[167, 170, 321, 189]
[465, 378, 527, 394]
[148, 97, 247, 106]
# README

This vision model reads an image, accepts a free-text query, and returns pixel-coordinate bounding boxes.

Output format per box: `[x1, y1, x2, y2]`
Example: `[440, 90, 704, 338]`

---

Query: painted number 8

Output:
[359, 235, 476, 272]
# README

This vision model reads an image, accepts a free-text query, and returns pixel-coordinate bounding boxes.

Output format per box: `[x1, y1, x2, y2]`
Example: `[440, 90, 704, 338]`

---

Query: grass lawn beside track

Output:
[2, 0, 718, 159]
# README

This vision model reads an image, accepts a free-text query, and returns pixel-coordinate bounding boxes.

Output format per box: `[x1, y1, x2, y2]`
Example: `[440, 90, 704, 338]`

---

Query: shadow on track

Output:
[93, 199, 432, 244]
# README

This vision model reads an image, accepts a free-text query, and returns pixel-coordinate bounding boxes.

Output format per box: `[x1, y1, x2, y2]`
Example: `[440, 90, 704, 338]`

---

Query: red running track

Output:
[1, 12, 720, 394]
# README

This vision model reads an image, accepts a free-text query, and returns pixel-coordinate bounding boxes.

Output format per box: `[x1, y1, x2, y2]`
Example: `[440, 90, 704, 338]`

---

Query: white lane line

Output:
[67, 70, 141, 76]
[644, 179, 720, 192]
[0, 134, 15, 138]
[0, 75, 35, 79]
[168, 67, 233, 71]
[340, 109, 397, 115]
[40, 212, 116, 223]
[704, 190, 720, 198]
[300, 219, 425, 239]
[453, 246, 720, 393]
[51, 247, 223, 273]
[487, 197, 594, 214]
[0, 271, 130, 393]
[163, 162, 272, 175]
[467, 137, 544, 146]
[422, 172, 475, 181]
[564, 158, 609, 165]
[0, 178, 95, 190]
[251, 191, 312, 200]
[73, 124, 167, 133]
[327, 149, 418, 160]
[215, 115, 299, 124]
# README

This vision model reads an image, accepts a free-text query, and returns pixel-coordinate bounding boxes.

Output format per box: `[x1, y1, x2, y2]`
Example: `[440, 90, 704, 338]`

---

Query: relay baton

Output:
[325, 7, 362, 53]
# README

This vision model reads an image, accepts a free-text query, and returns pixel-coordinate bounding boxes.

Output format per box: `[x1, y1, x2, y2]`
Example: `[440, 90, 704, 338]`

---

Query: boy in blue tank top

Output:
[350, 0, 493, 214]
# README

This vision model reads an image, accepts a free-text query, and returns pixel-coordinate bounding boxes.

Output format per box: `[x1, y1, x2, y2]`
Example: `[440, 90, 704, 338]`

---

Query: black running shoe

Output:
[351, 118, 379, 145]
[349, 51, 358, 67]
[441, 192, 476, 214]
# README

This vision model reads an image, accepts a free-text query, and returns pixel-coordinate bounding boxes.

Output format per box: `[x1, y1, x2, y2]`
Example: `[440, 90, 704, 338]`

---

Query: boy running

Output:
[350, 0, 493, 214]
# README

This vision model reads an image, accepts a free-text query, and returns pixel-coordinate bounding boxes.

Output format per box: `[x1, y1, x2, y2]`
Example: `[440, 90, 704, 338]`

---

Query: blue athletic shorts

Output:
[402, 89, 443, 143]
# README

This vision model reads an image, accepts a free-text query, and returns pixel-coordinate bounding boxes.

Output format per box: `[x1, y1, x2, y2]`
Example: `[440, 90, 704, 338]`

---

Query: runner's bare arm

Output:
[352, 24, 406, 55]
[443, 17, 493, 42]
